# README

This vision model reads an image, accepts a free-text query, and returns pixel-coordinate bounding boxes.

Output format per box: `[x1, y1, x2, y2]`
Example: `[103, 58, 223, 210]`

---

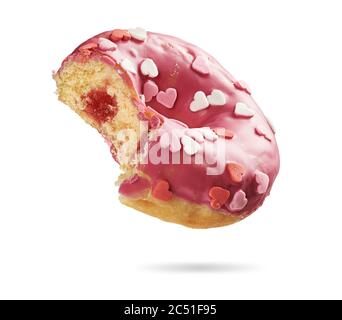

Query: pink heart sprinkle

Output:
[255, 171, 269, 194]
[156, 88, 178, 108]
[228, 190, 248, 212]
[143, 81, 159, 102]
[192, 56, 210, 75]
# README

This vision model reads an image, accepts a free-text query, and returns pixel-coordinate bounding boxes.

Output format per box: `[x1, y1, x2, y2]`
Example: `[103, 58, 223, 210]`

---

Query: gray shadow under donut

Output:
[140, 262, 258, 273]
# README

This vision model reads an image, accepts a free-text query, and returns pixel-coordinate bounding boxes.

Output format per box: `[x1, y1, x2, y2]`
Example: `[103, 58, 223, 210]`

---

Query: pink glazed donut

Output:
[54, 27, 280, 228]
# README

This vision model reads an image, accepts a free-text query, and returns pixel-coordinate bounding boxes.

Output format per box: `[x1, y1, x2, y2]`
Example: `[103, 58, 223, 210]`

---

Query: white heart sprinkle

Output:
[121, 58, 136, 74]
[199, 128, 218, 141]
[128, 27, 147, 41]
[181, 135, 201, 156]
[98, 38, 117, 51]
[185, 129, 205, 143]
[141, 58, 159, 78]
[207, 89, 226, 106]
[234, 102, 255, 118]
[190, 91, 209, 112]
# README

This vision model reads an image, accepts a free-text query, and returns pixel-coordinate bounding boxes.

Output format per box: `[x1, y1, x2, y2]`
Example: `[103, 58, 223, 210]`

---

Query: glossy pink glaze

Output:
[59, 29, 280, 215]
[118, 174, 151, 197]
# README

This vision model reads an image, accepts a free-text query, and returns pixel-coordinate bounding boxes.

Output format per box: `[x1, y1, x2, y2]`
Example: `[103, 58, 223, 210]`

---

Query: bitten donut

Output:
[54, 27, 280, 228]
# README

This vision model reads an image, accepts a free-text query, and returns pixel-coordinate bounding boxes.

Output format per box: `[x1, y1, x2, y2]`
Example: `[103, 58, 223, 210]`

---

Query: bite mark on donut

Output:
[209, 187, 230, 209]
[83, 89, 118, 124]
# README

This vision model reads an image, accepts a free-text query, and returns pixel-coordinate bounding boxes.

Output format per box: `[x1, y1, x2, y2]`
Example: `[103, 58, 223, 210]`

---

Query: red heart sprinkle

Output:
[226, 163, 246, 184]
[110, 29, 131, 42]
[152, 180, 173, 201]
[213, 128, 234, 139]
[209, 186, 231, 209]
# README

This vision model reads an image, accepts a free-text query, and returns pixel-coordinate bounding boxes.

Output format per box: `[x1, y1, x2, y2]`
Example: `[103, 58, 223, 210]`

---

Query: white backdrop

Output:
[0, 0, 341, 299]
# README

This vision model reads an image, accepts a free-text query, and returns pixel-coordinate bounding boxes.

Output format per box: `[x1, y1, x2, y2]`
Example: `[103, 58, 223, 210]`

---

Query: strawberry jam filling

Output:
[83, 89, 118, 124]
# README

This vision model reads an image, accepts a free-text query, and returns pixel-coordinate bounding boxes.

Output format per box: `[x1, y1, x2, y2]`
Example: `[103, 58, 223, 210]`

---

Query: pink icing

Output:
[59, 28, 280, 216]
[118, 174, 151, 197]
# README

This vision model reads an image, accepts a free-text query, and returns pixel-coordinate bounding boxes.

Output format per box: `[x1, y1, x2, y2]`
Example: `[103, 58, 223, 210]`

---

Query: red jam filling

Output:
[83, 89, 118, 124]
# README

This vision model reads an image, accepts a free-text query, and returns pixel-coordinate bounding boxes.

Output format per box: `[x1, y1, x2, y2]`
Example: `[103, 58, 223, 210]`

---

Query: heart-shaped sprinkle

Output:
[209, 186, 231, 210]
[199, 128, 218, 141]
[192, 56, 210, 75]
[141, 58, 159, 78]
[157, 88, 177, 108]
[190, 91, 209, 112]
[98, 38, 117, 51]
[152, 180, 173, 201]
[181, 135, 201, 156]
[128, 27, 147, 41]
[110, 29, 131, 41]
[228, 190, 248, 212]
[213, 128, 234, 139]
[234, 102, 255, 118]
[185, 129, 205, 143]
[143, 80, 159, 102]
[226, 162, 246, 184]
[207, 89, 226, 106]
[120, 58, 136, 74]
[255, 171, 269, 194]
[234, 80, 251, 95]
[255, 126, 272, 141]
